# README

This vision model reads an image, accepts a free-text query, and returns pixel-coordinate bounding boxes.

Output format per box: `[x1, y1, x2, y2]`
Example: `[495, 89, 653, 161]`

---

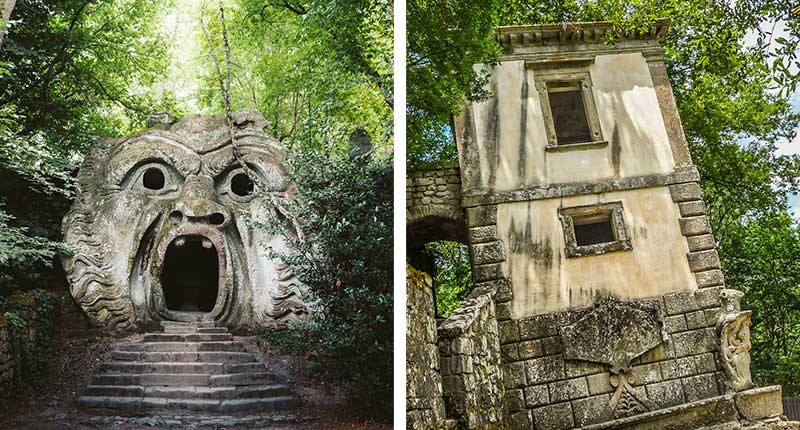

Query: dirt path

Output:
[0, 330, 392, 430]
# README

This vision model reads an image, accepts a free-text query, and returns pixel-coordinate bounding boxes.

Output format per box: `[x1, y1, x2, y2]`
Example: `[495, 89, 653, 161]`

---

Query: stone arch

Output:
[406, 169, 466, 273]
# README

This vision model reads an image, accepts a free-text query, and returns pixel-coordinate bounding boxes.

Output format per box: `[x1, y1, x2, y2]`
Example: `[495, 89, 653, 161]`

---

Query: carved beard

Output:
[61, 112, 308, 331]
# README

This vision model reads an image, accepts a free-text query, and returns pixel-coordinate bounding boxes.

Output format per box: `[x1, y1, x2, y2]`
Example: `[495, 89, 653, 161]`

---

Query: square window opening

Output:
[547, 81, 592, 145]
[573, 214, 615, 246]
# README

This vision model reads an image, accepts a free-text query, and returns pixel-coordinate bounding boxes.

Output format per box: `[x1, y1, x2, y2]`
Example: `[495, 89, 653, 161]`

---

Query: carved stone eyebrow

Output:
[200, 144, 284, 179]
[105, 135, 202, 186]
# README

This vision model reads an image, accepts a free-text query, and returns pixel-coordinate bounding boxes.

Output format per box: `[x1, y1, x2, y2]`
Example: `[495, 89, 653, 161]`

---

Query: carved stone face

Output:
[62, 110, 307, 331]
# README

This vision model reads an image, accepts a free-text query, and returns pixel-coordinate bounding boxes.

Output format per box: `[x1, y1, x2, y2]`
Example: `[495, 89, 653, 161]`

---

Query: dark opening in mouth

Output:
[161, 235, 219, 312]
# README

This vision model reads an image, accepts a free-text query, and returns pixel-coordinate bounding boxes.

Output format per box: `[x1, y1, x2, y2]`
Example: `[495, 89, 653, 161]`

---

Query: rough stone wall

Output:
[407, 266, 451, 429]
[406, 169, 463, 225]
[498, 287, 728, 429]
[0, 300, 49, 397]
[438, 284, 506, 429]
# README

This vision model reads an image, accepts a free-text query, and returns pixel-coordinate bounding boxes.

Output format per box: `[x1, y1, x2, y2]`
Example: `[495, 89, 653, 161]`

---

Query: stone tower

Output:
[407, 19, 786, 430]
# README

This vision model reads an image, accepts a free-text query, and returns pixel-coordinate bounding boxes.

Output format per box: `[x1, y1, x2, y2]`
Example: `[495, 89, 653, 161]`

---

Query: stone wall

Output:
[406, 169, 463, 226]
[438, 284, 506, 429]
[407, 266, 452, 429]
[498, 288, 728, 429]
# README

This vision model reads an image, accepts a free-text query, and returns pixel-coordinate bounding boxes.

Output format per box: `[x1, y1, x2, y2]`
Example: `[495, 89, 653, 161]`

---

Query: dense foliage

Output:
[408, 0, 800, 393]
[0, 0, 178, 289]
[424, 240, 472, 318]
[259, 150, 393, 419]
[196, 0, 393, 151]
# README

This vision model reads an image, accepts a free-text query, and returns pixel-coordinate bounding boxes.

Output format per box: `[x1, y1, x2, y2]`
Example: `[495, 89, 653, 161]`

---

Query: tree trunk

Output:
[0, 0, 17, 49]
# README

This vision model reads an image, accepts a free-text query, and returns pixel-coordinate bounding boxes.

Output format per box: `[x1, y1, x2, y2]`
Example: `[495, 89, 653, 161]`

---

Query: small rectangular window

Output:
[559, 202, 632, 258]
[573, 214, 615, 246]
[547, 81, 592, 145]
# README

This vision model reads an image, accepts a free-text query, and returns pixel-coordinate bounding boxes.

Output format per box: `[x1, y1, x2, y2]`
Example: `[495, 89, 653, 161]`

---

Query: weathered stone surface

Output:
[471, 241, 507, 265]
[468, 225, 498, 244]
[672, 329, 712, 357]
[665, 315, 687, 333]
[548, 377, 589, 402]
[646, 379, 685, 409]
[686, 234, 716, 252]
[661, 356, 699, 380]
[505, 388, 526, 412]
[694, 287, 721, 308]
[438, 289, 505, 429]
[524, 384, 550, 408]
[695, 270, 725, 288]
[472, 263, 503, 282]
[560, 296, 665, 372]
[678, 200, 706, 217]
[518, 314, 558, 340]
[518, 340, 545, 360]
[663, 291, 699, 315]
[524, 355, 566, 385]
[587, 372, 614, 396]
[62, 110, 307, 331]
[685, 310, 707, 330]
[532, 402, 574, 430]
[688, 249, 721, 272]
[670, 182, 703, 202]
[465, 205, 497, 227]
[573, 394, 612, 427]
[734, 386, 783, 420]
[682, 373, 720, 402]
[717, 291, 754, 392]
[679, 216, 712, 237]
[511, 410, 531, 430]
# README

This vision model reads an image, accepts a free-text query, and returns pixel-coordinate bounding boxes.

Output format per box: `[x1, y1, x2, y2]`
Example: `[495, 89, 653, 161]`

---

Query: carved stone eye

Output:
[142, 167, 165, 190]
[230, 172, 254, 197]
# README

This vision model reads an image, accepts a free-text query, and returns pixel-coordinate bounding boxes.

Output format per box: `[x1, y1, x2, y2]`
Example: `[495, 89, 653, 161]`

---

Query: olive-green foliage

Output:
[0, 289, 55, 391]
[196, 0, 393, 151]
[0, 0, 179, 289]
[258, 150, 392, 419]
[408, 0, 800, 392]
[425, 240, 472, 318]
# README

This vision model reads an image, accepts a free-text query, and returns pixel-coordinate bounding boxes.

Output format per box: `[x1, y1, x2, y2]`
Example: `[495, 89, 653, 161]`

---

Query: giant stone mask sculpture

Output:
[61, 110, 307, 331]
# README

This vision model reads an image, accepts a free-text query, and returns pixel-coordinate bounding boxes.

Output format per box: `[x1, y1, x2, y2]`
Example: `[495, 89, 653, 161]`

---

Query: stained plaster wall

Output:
[498, 187, 697, 318]
[459, 53, 675, 195]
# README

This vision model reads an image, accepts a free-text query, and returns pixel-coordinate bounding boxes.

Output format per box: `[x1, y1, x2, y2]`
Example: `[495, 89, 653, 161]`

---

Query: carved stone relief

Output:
[717, 289, 754, 392]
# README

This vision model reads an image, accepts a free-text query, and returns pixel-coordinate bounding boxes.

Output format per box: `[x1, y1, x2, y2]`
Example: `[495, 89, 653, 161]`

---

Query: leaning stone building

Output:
[407, 20, 786, 430]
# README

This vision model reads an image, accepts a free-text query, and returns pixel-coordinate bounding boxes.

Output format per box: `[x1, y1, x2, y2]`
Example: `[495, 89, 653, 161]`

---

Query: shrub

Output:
[257, 149, 392, 419]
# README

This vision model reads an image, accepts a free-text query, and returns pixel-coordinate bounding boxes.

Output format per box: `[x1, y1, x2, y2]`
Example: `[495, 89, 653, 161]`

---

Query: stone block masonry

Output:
[438, 285, 506, 429]
[406, 168, 463, 225]
[499, 289, 727, 430]
[407, 266, 453, 430]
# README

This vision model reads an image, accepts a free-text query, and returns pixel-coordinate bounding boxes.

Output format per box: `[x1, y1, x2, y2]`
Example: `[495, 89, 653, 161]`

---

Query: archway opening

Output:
[407, 215, 472, 318]
[161, 236, 219, 312]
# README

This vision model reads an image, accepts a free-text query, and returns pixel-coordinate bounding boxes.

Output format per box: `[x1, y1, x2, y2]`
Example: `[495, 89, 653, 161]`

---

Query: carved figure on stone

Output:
[61, 109, 308, 331]
[561, 296, 664, 418]
[717, 289, 754, 391]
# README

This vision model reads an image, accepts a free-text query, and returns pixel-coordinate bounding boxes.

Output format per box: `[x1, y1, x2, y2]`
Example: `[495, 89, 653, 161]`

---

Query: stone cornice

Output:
[461, 165, 699, 207]
[496, 18, 670, 56]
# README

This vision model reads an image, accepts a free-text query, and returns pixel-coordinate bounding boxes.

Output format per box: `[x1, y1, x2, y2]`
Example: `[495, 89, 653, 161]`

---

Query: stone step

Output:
[92, 373, 211, 386]
[160, 321, 217, 328]
[209, 372, 277, 386]
[162, 326, 229, 334]
[120, 341, 246, 353]
[104, 362, 225, 375]
[84, 384, 293, 400]
[78, 395, 300, 415]
[143, 333, 233, 343]
[111, 351, 256, 363]
[225, 363, 267, 373]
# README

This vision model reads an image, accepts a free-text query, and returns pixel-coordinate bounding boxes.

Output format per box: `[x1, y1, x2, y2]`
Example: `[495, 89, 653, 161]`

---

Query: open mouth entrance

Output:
[161, 236, 219, 312]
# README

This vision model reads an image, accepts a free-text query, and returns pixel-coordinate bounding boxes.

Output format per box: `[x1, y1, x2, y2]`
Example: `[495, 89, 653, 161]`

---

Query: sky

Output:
[742, 20, 800, 217]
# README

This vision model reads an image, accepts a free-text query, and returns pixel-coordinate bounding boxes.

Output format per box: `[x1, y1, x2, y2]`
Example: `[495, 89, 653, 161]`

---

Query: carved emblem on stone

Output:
[61, 110, 308, 331]
[717, 289, 754, 392]
[561, 296, 666, 418]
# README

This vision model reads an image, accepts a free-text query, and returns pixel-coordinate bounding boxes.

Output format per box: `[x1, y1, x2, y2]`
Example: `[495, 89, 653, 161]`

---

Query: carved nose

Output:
[173, 175, 231, 227]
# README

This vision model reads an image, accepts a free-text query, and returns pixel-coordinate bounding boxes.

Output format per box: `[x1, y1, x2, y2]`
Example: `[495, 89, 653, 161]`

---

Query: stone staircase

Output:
[78, 320, 300, 416]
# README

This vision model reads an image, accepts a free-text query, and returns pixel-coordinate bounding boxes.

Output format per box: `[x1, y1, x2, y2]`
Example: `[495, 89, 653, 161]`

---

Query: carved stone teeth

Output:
[202, 238, 213, 249]
[175, 237, 186, 248]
